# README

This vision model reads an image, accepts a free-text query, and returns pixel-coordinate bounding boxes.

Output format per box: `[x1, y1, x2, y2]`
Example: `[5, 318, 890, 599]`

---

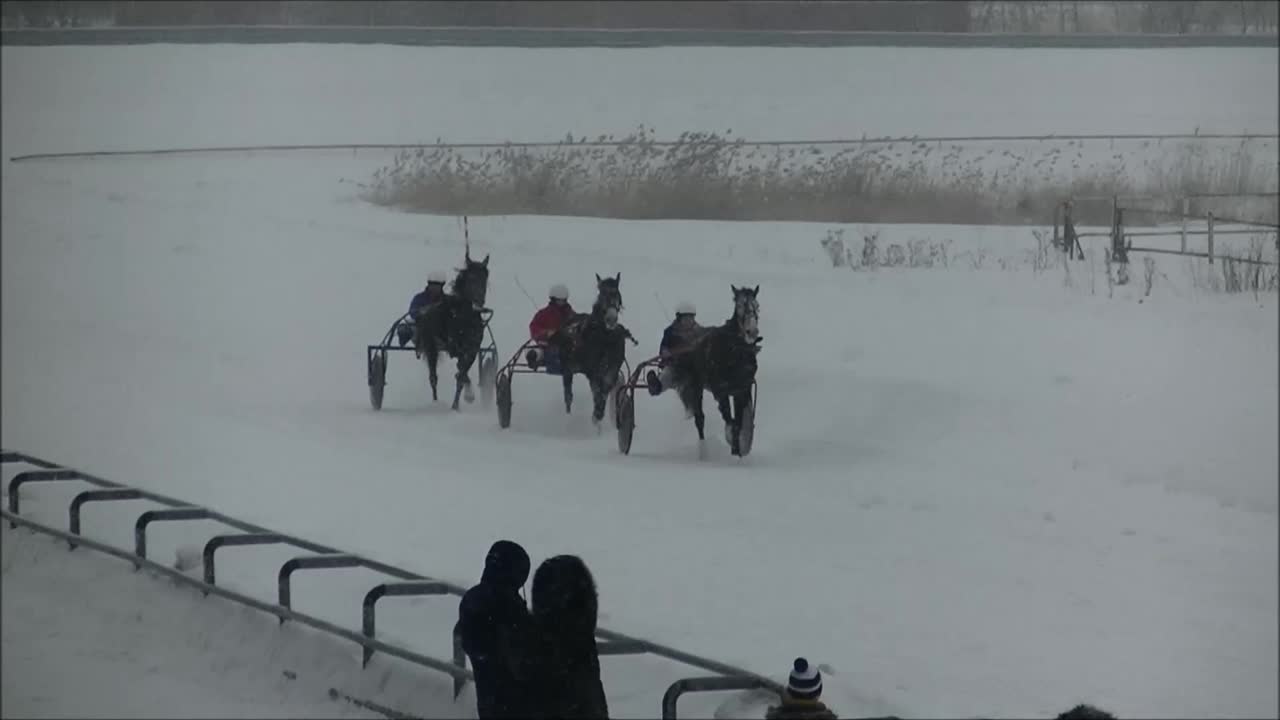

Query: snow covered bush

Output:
[820, 228, 852, 268]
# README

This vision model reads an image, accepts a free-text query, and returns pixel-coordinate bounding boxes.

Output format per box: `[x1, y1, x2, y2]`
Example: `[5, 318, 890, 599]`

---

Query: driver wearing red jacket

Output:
[526, 284, 575, 372]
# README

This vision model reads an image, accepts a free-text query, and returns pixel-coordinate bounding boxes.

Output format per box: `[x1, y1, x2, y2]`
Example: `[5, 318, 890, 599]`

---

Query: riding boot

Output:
[646, 370, 662, 396]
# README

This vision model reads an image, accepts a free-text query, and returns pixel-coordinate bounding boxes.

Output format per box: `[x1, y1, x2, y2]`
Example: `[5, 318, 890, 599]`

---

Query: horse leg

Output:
[459, 352, 477, 407]
[452, 355, 474, 412]
[425, 345, 440, 402]
[688, 386, 706, 442]
[562, 370, 574, 414]
[731, 389, 751, 456]
[714, 392, 737, 453]
[589, 376, 608, 428]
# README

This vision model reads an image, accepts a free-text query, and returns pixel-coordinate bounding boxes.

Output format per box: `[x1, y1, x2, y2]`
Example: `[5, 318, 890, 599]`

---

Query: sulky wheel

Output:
[479, 354, 497, 408]
[608, 369, 627, 426]
[615, 388, 635, 455]
[496, 373, 513, 429]
[368, 353, 386, 411]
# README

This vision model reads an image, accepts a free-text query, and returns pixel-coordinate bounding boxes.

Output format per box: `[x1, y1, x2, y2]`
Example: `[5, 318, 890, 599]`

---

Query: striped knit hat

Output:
[787, 657, 822, 700]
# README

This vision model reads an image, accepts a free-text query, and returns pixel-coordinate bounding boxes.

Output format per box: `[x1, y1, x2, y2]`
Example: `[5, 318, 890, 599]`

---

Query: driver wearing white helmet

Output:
[398, 271, 450, 347]
[647, 301, 703, 396]
[526, 283, 576, 372]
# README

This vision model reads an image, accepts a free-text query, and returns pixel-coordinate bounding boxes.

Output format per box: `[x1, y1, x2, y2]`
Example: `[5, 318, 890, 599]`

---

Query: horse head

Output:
[454, 249, 490, 310]
[730, 284, 760, 345]
[593, 272, 624, 330]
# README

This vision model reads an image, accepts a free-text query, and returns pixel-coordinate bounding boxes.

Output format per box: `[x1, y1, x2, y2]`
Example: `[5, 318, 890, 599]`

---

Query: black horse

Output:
[673, 285, 761, 456]
[413, 250, 490, 411]
[548, 273, 637, 428]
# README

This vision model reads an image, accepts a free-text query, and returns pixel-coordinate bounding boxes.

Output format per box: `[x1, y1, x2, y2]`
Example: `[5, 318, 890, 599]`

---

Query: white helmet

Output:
[549, 284, 570, 301]
[427, 271, 448, 284]
[675, 301, 696, 316]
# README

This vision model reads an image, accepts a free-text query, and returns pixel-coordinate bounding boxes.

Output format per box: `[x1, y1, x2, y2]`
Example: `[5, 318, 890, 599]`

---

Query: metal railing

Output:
[1, 449, 783, 717]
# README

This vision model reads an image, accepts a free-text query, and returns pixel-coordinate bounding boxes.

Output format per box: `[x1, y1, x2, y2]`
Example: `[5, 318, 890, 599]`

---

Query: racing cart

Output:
[612, 355, 757, 457]
[493, 338, 631, 430]
[366, 310, 499, 411]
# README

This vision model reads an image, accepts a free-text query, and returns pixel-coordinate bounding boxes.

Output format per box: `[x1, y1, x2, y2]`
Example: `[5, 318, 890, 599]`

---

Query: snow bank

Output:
[1, 525, 462, 719]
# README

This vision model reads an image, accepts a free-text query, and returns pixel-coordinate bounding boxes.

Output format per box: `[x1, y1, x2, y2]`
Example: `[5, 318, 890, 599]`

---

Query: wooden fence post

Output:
[1053, 202, 1061, 250]
[1111, 197, 1127, 264]
[1180, 197, 1189, 254]
[1207, 211, 1215, 264]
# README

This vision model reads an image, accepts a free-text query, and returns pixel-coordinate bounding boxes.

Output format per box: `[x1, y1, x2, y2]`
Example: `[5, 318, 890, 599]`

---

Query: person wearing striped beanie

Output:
[765, 657, 838, 720]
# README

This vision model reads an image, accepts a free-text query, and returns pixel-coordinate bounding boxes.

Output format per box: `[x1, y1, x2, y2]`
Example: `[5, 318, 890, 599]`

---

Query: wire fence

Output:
[10, 131, 1280, 163]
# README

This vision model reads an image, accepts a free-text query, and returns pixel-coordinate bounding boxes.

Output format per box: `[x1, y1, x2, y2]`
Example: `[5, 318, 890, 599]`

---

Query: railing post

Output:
[277, 554, 362, 623]
[1207, 211, 1215, 264]
[68, 488, 144, 549]
[134, 507, 211, 568]
[360, 581, 455, 668]
[8, 469, 83, 522]
[201, 533, 288, 589]
[661, 676, 782, 720]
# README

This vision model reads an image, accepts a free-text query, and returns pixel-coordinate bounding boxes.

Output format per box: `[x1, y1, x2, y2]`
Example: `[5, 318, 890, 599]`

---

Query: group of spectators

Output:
[454, 540, 608, 719]
[453, 539, 1115, 720]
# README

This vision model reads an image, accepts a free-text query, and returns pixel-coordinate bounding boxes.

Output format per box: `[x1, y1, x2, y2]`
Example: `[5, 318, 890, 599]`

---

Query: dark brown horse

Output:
[547, 273, 637, 427]
[414, 250, 490, 410]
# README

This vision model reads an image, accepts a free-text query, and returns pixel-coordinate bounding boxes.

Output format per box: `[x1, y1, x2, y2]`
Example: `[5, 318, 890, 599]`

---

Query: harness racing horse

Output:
[674, 285, 761, 456]
[548, 273, 638, 428]
[413, 250, 490, 411]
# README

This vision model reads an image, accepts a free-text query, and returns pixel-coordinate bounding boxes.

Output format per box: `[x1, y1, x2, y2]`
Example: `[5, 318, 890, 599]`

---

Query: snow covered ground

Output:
[2, 44, 1277, 719]
[1, 526, 435, 719]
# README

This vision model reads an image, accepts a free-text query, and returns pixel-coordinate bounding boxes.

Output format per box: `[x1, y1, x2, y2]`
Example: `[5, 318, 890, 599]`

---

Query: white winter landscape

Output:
[2, 43, 1277, 720]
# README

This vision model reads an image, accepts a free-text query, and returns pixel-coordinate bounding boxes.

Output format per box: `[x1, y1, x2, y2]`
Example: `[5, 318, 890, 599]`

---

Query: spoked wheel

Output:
[368, 353, 386, 411]
[608, 369, 627, 426]
[496, 374, 513, 429]
[479, 353, 498, 407]
[615, 388, 635, 455]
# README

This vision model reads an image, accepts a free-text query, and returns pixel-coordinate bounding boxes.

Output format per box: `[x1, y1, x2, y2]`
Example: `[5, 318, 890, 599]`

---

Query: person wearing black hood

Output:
[456, 540, 532, 719]
[521, 554, 609, 719]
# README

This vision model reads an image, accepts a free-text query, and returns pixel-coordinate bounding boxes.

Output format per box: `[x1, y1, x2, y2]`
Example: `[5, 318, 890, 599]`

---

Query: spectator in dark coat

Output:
[521, 554, 609, 719]
[456, 540, 532, 719]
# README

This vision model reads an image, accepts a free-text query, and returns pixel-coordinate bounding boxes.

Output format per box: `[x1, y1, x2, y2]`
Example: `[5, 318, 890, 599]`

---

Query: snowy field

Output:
[2, 44, 1278, 719]
[3, 44, 1277, 151]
